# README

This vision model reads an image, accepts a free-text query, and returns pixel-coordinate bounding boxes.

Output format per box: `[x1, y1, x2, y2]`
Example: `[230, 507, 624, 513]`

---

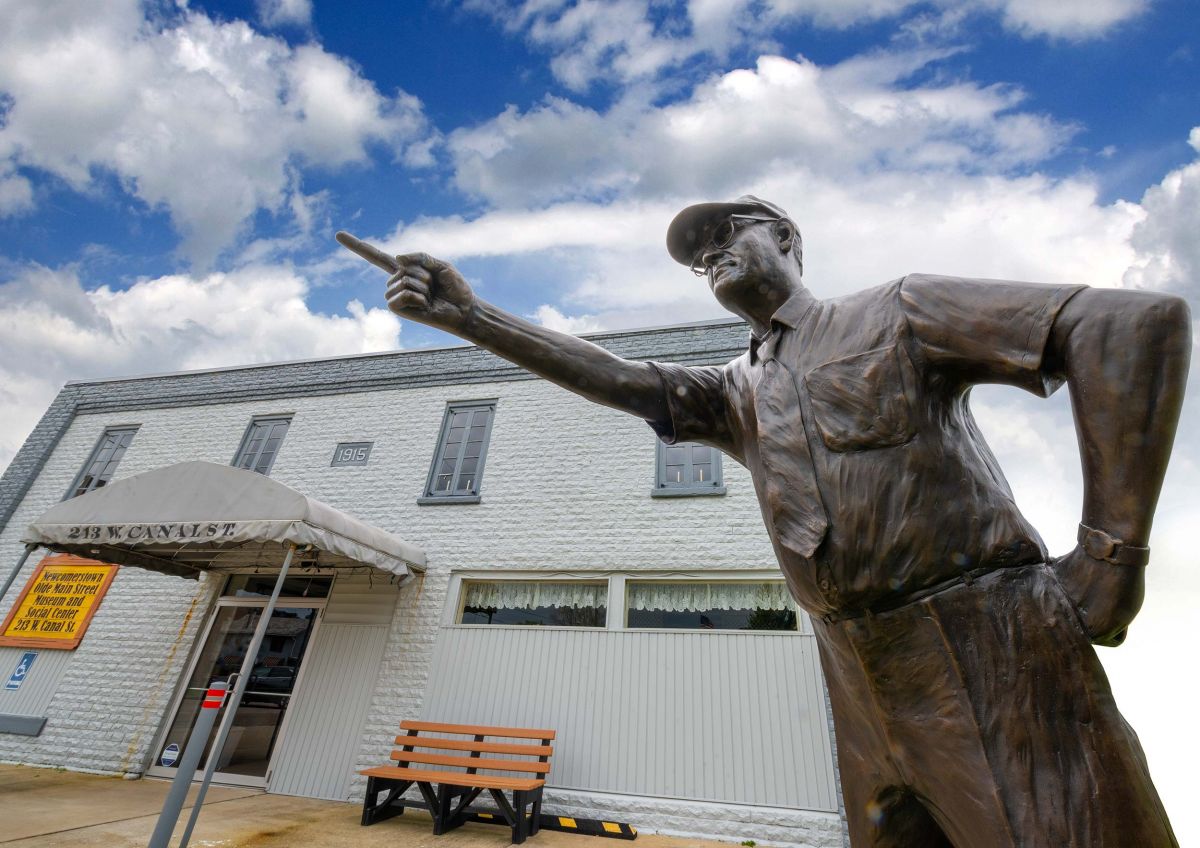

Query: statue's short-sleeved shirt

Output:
[647, 274, 1085, 616]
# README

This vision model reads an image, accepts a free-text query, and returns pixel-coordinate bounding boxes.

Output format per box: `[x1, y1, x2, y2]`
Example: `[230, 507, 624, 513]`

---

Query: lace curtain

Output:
[626, 581, 792, 612]
[463, 581, 606, 611]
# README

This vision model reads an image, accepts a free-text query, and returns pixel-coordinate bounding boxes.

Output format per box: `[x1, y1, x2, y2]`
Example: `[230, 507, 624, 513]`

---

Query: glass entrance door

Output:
[152, 600, 322, 786]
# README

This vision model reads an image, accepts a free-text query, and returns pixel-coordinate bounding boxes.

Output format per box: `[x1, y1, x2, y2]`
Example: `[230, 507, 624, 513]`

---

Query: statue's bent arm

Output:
[1048, 287, 1190, 549]
[1045, 287, 1190, 645]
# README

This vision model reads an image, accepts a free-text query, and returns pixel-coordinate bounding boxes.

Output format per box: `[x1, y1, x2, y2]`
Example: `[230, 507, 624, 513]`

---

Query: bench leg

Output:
[511, 789, 530, 845]
[431, 783, 452, 835]
[361, 776, 410, 826]
[530, 788, 543, 835]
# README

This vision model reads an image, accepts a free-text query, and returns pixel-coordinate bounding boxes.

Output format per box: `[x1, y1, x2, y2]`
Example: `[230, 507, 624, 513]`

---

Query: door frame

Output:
[146, 588, 328, 787]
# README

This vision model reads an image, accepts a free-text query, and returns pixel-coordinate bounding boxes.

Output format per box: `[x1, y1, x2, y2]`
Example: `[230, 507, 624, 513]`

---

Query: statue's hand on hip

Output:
[385, 252, 477, 333]
[1052, 546, 1146, 647]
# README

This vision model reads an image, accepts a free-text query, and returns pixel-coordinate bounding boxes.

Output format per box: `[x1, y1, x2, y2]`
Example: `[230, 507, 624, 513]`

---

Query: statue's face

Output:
[699, 218, 796, 313]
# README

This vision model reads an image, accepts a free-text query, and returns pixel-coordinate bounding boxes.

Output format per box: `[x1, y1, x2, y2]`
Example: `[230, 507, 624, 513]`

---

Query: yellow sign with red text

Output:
[0, 555, 117, 650]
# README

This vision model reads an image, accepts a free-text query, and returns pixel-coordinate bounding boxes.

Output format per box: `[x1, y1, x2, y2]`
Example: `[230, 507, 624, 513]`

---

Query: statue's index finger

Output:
[336, 231, 399, 274]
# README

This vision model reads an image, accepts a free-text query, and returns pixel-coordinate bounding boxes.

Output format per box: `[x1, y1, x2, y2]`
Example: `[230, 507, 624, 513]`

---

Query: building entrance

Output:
[148, 575, 331, 787]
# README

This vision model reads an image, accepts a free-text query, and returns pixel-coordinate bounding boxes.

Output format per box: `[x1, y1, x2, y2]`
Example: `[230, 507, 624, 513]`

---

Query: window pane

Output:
[657, 440, 723, 491]
[234, 418, 290, 475]
[460, 581, 606, 627]
[71, 427, 138, 497]
[626, 582, 796, 631]
[425, 403, 495, 499]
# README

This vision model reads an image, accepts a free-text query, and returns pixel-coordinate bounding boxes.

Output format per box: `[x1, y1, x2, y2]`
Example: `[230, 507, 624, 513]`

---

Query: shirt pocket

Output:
[804, 345, 917, 452]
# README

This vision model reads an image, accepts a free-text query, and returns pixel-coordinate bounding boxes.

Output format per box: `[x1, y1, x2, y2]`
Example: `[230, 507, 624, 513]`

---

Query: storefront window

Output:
[459, 580, 607, 627]
[626, 581, 797, 630]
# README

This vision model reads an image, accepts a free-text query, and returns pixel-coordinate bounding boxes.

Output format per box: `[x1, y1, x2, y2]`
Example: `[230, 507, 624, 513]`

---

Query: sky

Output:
[0, 0, 1197, 838]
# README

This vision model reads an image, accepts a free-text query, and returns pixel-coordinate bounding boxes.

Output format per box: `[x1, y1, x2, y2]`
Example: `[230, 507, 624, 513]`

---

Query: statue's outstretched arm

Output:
[338, 234, 669, 424]
[1047, 287, 1191, 645]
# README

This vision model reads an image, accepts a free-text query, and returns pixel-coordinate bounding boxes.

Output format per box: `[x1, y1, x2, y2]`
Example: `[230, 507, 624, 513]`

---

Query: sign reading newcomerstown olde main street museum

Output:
[0, 555, 118, 649]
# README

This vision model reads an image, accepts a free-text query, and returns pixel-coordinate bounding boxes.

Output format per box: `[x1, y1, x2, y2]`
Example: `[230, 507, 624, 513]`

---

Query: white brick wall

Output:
[0, 373, 839, 847]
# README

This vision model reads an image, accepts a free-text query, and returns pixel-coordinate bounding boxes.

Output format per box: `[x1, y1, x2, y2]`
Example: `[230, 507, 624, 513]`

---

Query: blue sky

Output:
[1, 0, 1198, 838]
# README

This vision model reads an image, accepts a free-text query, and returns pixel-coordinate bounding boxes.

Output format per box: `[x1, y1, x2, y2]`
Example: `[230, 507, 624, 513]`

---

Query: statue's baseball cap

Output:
[665, 195, 790, 266]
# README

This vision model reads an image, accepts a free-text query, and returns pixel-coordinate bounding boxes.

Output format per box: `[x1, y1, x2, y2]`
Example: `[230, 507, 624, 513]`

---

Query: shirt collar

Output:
[749, 290, 817, 363]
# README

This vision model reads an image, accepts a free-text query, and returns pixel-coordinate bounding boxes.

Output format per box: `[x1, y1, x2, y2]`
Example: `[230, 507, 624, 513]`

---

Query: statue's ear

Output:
[774, 219, 796, 254]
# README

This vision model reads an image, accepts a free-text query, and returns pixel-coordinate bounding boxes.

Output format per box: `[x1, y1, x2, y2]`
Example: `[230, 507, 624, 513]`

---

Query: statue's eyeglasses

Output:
[690, 215, 781, 276]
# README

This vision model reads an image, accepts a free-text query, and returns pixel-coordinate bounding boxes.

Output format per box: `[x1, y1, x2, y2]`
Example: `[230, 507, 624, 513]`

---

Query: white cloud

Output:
[0, 262, 401, 469]
[0, 0, 432, 263]
[0, 165, 34, 215]
[461, 0, 1149, 90]
[988, 0, 1149, 39]
[383, 50, 1128, 333]
[256, 0, 313, 29]
[1123, 127, 1200, 301]
[447, 52, 1076, 208]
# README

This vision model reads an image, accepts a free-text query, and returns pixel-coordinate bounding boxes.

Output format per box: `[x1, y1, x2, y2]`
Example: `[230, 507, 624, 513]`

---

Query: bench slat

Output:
[389, 749, 550, 773]
[401, 720, 555, 740]
[360, 765, 544, 792]
[393, 735, 553, 757]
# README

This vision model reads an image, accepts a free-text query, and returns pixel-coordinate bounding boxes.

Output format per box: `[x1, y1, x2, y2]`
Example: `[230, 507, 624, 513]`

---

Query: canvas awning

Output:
[20, 461, 426, 581]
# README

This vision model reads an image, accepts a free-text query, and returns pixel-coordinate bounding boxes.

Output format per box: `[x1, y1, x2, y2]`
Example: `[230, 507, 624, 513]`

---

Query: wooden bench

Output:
[359, 720, 556, 844]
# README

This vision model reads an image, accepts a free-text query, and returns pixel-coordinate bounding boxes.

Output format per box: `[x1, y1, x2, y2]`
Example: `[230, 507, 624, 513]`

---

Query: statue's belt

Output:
[819, 563, 1026, 625]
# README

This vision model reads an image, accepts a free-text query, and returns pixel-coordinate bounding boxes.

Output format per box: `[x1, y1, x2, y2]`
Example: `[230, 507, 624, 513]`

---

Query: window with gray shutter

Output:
[653, 440, 725, 497]
[233, 416, 291, 475]
[419, 401, 496, 504]
[67, 426, 138, 498]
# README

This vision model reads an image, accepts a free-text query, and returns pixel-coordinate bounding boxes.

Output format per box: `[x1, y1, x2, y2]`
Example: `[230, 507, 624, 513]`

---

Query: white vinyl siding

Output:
[420, 625, 837, 811]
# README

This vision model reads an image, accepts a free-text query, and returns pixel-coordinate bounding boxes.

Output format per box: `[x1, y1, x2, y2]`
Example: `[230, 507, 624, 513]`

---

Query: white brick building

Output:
[0, 320, 844, 847]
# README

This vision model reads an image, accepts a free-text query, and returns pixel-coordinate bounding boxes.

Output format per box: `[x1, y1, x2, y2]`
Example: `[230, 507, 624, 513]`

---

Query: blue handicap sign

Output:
[160, 743, 181, 767]
[5, 651, 37, 691]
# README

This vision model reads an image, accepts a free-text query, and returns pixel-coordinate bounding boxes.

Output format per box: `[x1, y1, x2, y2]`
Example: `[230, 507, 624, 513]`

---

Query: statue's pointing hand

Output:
[386, 252, 475, 331]
[335, 232, 475, 333]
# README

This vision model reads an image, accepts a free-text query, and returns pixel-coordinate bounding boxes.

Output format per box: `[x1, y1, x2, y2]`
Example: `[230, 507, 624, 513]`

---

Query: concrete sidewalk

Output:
[0, 765, 736, 848]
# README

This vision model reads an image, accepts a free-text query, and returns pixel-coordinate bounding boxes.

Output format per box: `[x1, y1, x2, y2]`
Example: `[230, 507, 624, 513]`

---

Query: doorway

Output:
[148, 574, 332, 787]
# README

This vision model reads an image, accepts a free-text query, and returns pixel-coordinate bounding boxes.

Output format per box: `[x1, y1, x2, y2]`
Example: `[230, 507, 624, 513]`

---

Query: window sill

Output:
[417, 495, 482, 506]
[650, 486, 727, 498]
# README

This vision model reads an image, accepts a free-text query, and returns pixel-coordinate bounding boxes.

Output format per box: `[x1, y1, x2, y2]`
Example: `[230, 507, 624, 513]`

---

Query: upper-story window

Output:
[67, 426, 138, 498]
[653, 441, 725, 497]
[233, 416, 291, 476]
[419, 401, 496, 505]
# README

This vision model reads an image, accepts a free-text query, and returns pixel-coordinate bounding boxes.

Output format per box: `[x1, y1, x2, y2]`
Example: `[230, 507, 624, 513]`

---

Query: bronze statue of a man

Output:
[340, 195, 1188, 846]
